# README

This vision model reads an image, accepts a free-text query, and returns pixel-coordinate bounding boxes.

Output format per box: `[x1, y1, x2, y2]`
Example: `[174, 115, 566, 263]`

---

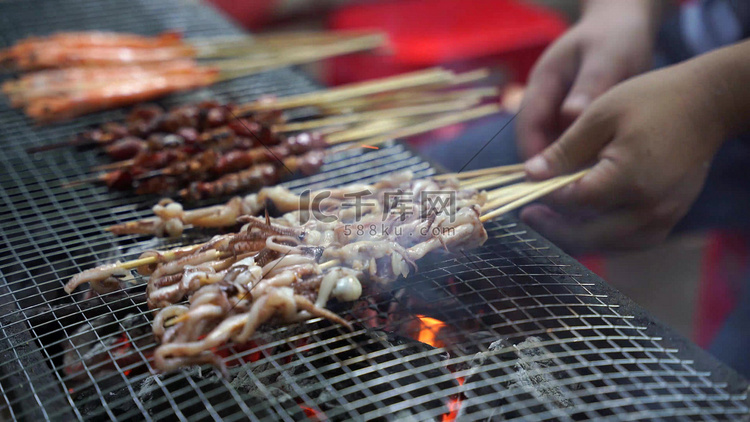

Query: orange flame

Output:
[442, 397, 462, 422]
[442, 377, 465, 422]
[414, 316, 464, 422]
[113, 333, 131, 355]
[299, 405, 326, 421]
[416, 315, 447, 348]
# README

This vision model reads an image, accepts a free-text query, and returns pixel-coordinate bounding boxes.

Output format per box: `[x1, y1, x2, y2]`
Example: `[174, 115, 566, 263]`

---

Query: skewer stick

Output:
[92, 159, 135, 172]
[320, 86, 499, 114]
[458, 174, 496, 186]
[319, 260, 340, 270]
[195, 32, 382, 58]
[273, 99, 478, 132]
[237, 68, 455, 113]
[60, 175, 104, 188]
[479, 170, 588, 222]
[485, 181, 533, 200]
[103, 243, 212, 274]
[339, 103, 501, 147]
[460, 171, 526, 190]
[449, 68, 490, 86]
[436, 164, 526, 180]
[214, 34, 385, 79]
[324, 117, 419, 144]
[191, 30, 379, 49]
[482, 182, 539, 210]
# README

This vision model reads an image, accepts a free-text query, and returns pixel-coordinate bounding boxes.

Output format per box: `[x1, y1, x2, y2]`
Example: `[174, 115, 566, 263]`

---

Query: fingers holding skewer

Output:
[102, 164, 578, 238]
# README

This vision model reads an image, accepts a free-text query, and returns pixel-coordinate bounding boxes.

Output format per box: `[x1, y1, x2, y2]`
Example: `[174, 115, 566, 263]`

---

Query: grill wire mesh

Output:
[0, 0, 748, 420]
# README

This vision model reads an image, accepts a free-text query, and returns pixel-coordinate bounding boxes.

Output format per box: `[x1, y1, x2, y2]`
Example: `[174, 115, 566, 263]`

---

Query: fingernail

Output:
[563, 94, 589, 113]
[525, 155, 549, 178]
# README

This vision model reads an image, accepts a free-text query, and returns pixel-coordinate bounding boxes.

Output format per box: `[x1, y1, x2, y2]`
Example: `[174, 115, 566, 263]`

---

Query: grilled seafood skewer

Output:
[2, 31, 385, 122]
[107, 167, 523, 237]
[1, 30, 384, 71]
[66, 168, 589, 374]
[148, 203, 485, 373]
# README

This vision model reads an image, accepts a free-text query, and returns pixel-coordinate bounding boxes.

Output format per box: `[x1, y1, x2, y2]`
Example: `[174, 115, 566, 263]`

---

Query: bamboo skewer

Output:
[448, 68, 491, 86]
[92, 159, 136, 172]
[320, 86, 498, 115]
[483, 182, 538, 208]
[194, 31, 384, 58]
[435, 164, 526, 180]
[191, 30, 378, 49]
[115, 243, 210, 272]
[340, 103, 501, 147]
[460, 171, 526, 190]
[272, 99, 479, 133]
[214, 34, 385, 80]
[238, 68, 456, 113]
[324, 117, 420, 145]
[479, 170, 588, 222]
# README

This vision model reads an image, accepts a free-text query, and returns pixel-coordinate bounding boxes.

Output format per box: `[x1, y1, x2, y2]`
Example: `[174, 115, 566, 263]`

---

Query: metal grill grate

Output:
[0, 0, 748, 420]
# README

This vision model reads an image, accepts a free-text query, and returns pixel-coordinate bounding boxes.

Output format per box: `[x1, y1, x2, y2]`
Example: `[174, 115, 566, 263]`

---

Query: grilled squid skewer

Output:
[152, 256, 356, 374]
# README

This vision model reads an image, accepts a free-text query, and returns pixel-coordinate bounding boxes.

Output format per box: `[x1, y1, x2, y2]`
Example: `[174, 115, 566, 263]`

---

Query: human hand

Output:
[519, 62, 728, 253]
[516, 0, 661, 160]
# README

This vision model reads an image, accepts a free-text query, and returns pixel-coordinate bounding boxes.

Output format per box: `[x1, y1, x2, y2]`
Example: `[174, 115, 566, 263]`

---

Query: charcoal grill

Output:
[0, 0, 748, 420]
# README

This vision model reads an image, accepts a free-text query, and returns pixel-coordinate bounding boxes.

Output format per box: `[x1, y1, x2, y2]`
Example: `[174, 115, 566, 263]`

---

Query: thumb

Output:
[524, 102, 614, 179]
[561, 55, 623, 122]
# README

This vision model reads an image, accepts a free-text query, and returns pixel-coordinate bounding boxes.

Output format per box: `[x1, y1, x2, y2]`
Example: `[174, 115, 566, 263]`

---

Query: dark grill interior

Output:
[0, 0, 748, 420]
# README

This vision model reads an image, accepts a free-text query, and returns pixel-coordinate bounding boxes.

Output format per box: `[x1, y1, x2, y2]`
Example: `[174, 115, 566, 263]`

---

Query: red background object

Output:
[327, 0, 567, 84]
[207, 0, 278, 30]
[695, 231, 748, 348]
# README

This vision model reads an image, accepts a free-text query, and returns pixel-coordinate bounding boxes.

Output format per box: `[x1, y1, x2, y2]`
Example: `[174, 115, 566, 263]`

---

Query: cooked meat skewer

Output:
[11, 44, 197, 71]
[66, 167, 592, 375]
[66, 172, 473, 290]
[2, 60, 201, 103]
[3, 31, 386, 122]
[0, 31, 186, 69]
[30, 100, 280, 155]
[135, 131, 325, 180]
[61, 104, 500, 199]
[25, 68, 220, 123]
[1, 30, 383, 71]
[179, 149, 326, 200]
[68, 131, 324, 193]
[67, 172, 493, 374]
[15, 36, 385, 123]
[68, 169, 587, 300]
[26, 68, 461, 153]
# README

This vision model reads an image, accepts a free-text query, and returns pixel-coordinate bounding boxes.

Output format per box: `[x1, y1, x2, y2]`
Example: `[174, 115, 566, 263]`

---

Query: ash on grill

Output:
[41, 268, 585, 421]
[60, 317, 462, 420]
